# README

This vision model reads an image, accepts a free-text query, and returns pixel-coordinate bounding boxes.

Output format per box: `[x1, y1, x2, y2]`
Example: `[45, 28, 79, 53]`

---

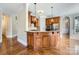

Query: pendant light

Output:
[34, 3, 36, 16]
[51, 6, 53, 17]
[51, 6, 54, 22]
[34, 3, 37, 22]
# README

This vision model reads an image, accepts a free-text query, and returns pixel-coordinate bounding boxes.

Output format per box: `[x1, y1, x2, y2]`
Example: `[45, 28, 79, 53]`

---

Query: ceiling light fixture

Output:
[51, 6, 53, 17]
[37, 10, 44, 16]
[34, 3, 37, 22]
[51, 6, 53, 22]
[34, 3, 36, 16]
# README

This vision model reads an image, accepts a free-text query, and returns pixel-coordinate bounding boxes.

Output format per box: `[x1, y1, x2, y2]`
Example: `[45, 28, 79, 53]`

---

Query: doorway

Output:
[63, 16, 70, 38]
[62, 16, 70, 49]
[2, 15, 10, 48]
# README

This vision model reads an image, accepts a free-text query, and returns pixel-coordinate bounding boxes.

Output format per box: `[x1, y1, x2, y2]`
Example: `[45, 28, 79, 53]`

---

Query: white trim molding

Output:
[7, 34, 17, 38]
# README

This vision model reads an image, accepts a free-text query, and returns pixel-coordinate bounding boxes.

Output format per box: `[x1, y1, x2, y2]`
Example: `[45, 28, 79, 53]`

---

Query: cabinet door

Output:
[34, 32, 42, 50]
[53, 17, 60, 23]
[50, 32, 60, 48]
[34, 37, 42, 50]
[46, 19, 48, 26]
[42, 35, 50, 48]
[27, 32, 34, 48]
[46, 19, 51, 26]
[35, 19, 39, 27]
[50, 33, 56, 48]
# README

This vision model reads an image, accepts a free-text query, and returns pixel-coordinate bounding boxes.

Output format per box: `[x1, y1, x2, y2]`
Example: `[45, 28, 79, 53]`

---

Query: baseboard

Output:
[0, 37, 2, 43]
[6, 34, 27, 47]
[7, 34, 17, 38]
[17, 39, 27, 47]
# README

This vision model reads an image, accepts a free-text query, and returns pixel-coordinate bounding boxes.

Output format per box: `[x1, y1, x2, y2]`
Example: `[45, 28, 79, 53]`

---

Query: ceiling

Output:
[0, 3, 26, 15]
[1, 3, 79, 17]
[28, 3, 79, 17]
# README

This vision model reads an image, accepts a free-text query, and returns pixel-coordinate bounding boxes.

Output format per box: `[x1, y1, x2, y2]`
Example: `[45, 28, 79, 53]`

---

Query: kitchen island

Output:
[27, 31, 61, 50]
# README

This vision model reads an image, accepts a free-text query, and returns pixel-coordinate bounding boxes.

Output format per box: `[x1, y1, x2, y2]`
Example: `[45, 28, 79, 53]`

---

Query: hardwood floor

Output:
[0, 35, 26, 55]
[17, 48, 71, 55]
[0, 35, 77, 55]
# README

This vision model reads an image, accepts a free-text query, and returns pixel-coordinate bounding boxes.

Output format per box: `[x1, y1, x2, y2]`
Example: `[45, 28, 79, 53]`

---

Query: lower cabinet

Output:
[50, 32, 60, 48]
[27, 32, 34, 48]
[50, 32, 56, 48]
[33, 32, 50, 50]
[42, 32, 50, 49]
[33, 32, 42, 50]
[27, 32, 59, 50]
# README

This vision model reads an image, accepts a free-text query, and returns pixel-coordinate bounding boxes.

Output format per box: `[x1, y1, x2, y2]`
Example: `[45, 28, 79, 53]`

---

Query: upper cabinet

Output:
[46, 18, 51, 26]
[28, 11, 39, 31]
[46, 16, 60, 31]
[31, 16, 39, 27]
[53, 17, 60, 23]
[46, 16, 60, 26]
[28, 11, 60, 31]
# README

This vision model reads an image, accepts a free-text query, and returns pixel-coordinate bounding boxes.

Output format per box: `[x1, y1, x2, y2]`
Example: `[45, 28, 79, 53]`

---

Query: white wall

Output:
[6, 16, 12, 38]
[60, 16, 64, 38]
[60, 16, 69, 38]
[12, 15, 17, 37]
[0, 13, 2, 43]
[4, 15, 17, 38]
[17, 8, 27, 46]
[2, 4, 27, 46]
[26, 4, 29, 31]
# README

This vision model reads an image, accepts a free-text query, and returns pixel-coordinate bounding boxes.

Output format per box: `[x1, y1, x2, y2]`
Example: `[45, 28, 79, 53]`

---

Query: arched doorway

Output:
[62, 16, 71, 49]
[63, 16, 70, 38]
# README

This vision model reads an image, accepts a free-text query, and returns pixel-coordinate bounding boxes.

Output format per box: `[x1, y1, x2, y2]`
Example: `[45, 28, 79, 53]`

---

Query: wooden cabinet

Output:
[46, 18, 51, 26]
[41, 32, 50, 48]
[42, 36, 50, 48]
[46, 16, 60, 26]
[33, 32, 42, 50]
[50, 32, 60, 48]
[31, 16, 39, 27]
[49, 32, 56, 48]
[27, 32, 50, 50]
[53, 17, 60, 24]
[27, 32, 60, 50]
[31, 16, 36, 23]
[28, 11, 39, 29]
[27, 32, 34, 48]
[35, 19, 39, 27]
[33, 32, 50, 50]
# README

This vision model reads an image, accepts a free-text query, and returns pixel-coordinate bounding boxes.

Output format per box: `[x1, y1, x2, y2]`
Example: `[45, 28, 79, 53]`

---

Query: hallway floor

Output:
[0, 35, 78, 55]
[0, 35, 26, 55]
